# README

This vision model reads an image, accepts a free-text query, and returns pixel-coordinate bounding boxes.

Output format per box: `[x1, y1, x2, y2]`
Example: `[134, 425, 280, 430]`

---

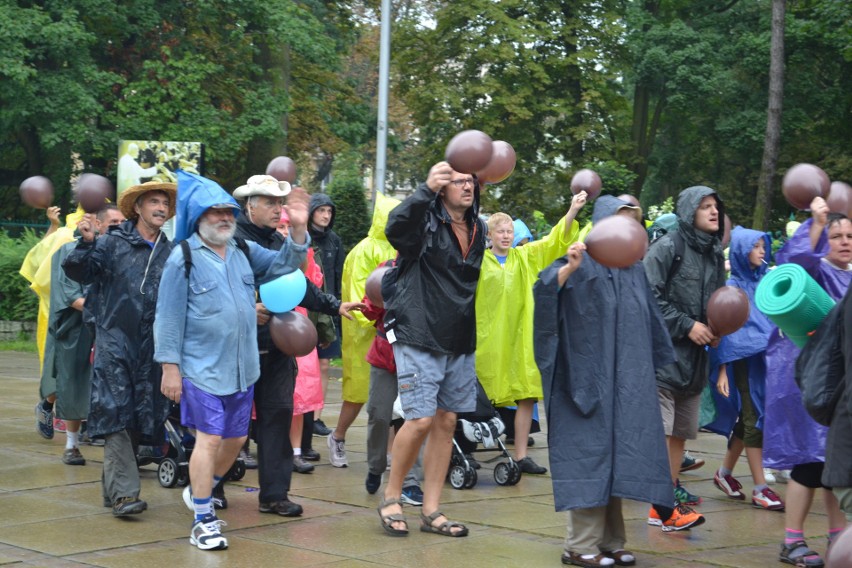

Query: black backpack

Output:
[794, 296, 847, 426]
[179, 237, 251, 278]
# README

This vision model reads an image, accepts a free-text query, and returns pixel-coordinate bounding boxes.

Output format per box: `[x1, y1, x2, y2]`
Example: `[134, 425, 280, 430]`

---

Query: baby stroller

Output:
[448, 379, 522, 489]
[137, 404, 246, 488]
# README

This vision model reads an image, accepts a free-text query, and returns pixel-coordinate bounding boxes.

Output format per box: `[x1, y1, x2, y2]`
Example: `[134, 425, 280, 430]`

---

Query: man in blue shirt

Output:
[154, 172, 309, 551]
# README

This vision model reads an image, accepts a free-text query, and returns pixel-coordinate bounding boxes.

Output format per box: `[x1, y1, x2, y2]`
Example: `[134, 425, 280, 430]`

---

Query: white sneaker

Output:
[763, 468, 777, 484]
[182, 485, 193, 511]
[190, 514, 228, 550]
[327, 433, 348, 468]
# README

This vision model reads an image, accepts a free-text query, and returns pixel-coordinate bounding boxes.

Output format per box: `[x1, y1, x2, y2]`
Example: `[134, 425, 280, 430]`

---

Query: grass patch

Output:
[330, 357, 342, 367]
[0, 339, 37, 353]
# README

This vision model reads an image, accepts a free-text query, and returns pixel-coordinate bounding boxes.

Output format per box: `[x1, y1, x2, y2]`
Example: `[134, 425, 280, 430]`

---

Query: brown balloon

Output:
[365, 265, 391, 308]
[585, 215, 649, 268]
[827, 525, 852, 568]
[19, 176, 54, 209]
[570, 169, 603, 201]
[266, 156, 297, 183]
[617, 194, 640, 208]
[826, 181, 852, 218]
[269, 311, 318, 357]
[721, 214, 732, 248]
[76, 174, 114, 213]
[476, 141, 516, 184]
[706, 286, 750, 337]
[445, 130, 493, 174]
[782, 163, 830, 210]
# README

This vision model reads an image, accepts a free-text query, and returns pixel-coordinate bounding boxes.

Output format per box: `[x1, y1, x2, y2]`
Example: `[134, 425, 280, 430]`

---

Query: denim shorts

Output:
[392, 343, 476, 419]
[181, 378, 254, 438]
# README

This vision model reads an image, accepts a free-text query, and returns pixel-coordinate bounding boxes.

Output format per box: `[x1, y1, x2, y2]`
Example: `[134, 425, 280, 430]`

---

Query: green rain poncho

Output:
[340, 192, 400, 403]
[475, 215, 579, 406]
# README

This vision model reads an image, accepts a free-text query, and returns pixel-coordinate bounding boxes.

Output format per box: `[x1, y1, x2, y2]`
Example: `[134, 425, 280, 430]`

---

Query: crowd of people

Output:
[23, 163, 852, 566]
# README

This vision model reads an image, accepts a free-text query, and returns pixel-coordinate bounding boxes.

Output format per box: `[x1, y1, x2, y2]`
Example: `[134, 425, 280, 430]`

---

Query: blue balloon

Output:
[259, 269, 307, 313]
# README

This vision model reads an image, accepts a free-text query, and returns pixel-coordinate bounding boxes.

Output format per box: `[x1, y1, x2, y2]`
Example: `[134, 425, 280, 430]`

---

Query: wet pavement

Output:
[0, 351, 832, 567]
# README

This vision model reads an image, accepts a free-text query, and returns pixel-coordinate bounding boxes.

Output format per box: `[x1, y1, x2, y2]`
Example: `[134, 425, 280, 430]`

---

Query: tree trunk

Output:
[246, 41, 290, 179]
[753, 0, 785, 231]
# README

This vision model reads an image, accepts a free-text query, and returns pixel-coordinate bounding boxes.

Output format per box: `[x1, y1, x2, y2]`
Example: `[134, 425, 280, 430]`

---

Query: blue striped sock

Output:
[193, 495, 213, 522]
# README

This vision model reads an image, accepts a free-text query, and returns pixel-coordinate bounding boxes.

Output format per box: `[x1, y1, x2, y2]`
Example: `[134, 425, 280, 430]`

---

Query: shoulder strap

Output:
[667, 231, 685, 283]
[234, 237, 251, 263]
[180, 240, 192, 279]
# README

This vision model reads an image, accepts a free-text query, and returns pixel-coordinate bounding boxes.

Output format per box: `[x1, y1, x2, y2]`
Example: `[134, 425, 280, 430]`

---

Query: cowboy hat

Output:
[118, 181, 177, 220]
[233, 174, 291, 199]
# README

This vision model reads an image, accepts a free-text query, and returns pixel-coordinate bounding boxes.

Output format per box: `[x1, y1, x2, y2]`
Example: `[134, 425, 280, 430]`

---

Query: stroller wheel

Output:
[494, 462, 511, 486]
[507, 461, 522, 486]
[229, 459, 246, 481]
[158, 457, 179, 488]
[448, 465, 467, 489]
[463, 466, 478, 489]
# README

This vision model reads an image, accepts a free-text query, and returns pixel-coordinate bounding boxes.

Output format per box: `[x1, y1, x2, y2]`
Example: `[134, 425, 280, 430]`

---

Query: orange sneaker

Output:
[647, 504, 705, 532]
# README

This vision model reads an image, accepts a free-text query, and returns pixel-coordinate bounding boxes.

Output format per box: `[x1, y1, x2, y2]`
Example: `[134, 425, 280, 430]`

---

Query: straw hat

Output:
[118, 181, 177, 220]
[233, 175, 291, 199]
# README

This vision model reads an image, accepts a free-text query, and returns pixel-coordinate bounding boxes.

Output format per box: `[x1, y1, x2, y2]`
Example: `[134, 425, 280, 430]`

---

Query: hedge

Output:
[0, 229, 41, 322]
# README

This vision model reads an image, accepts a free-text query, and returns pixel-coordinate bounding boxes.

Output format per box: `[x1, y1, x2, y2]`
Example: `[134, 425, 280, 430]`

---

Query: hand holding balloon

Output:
[426, 162, 454, 193]
[557, 242, 586, 287]
[810, 196, 830, 227]
[569, 191, 588, 215]
[46, 206, 61, 229]
[688, 322, 716, 346]
[77, 215, 96, 242]
[256, 303, 271, 326]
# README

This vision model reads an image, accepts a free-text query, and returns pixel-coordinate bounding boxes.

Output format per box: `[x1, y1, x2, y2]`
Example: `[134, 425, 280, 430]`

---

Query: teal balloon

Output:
[259, 269, 307, 313]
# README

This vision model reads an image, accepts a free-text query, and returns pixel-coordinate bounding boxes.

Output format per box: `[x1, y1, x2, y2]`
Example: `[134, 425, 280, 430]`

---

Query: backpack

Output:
[179, 237, 251, 278]
[648, 229, 686, 284]
[794, 296, 847, 426]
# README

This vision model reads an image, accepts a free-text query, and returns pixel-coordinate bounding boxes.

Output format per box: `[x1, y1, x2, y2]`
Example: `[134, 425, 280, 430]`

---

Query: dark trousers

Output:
[254, 349, 296, 503]
[302, 411, 314, 451]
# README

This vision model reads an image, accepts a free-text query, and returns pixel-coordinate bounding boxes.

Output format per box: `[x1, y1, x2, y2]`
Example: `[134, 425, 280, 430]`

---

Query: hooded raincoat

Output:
[823, 287, 852, 488]
[309, 194, 344, 300]
[39, 239, 93, 420]
[705, 227, 773, 435]
[383, 183, 487, 355]
[154, 172, 308, 396]
[19, 208, 84, 369]
[62, 217, 172, 441]
[476, 213, 579, 406]
[512, 219, 533, 247]
[340, 192, 399, 403]
[533, 197, 675, 511]
[763, 219, 852, 470]
[644, 186, 727, 395]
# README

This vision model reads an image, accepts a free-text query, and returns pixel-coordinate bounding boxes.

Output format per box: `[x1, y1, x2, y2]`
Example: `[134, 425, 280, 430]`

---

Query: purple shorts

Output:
[180, 379, 254, 438]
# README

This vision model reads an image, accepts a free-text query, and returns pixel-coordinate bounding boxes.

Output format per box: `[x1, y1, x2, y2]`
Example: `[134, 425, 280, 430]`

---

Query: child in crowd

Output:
[707, 227, 784, 511]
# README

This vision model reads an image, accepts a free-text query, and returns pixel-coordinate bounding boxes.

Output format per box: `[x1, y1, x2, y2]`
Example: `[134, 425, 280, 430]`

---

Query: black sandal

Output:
[377, 497, 408, 536]
[779, 540, 824, 567]
[419, 510, 468, 537]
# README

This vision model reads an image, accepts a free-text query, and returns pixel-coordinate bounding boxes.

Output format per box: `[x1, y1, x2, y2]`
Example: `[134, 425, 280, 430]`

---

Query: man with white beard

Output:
[154, 171, 310, 550]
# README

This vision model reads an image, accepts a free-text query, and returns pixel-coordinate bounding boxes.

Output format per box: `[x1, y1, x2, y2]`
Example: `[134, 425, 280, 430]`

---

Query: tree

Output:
[754, 0, 785, 231]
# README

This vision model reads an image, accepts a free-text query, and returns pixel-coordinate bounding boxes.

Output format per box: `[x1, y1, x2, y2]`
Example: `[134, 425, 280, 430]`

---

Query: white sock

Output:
[293, 448, 302, 457]
[66, 431, 79, 449]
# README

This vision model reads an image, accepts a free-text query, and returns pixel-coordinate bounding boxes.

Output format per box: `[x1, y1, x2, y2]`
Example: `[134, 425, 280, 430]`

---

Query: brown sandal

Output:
[561, 551, 615, 567]
[602, 549, 636, 566]
[419, 510, 468, 537]
[377, 497, 408, 536]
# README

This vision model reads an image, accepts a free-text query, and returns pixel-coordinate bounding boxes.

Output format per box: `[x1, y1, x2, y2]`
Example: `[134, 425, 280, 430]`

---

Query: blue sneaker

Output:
[674, 480, 702, 505]
[400, 485, 423, 506]
[35, 401, 54, 439]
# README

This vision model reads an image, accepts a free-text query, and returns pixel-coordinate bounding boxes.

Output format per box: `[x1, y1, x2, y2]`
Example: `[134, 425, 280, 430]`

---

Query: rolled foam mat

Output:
[755, 263, 835, 348]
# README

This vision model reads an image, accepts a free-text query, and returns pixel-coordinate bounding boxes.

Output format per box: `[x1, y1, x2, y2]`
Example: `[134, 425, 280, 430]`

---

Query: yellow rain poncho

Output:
[18, 208, 84, 370]
[475, 214, 579, 406]
[340, 192, 400, 403]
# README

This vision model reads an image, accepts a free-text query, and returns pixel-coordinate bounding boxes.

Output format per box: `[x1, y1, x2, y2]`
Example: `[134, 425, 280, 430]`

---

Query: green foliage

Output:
[0, 338, 38, 353]
[0, 230, 41, 322]
[646, 197, 674, 222]
[327, 170, 371, 253]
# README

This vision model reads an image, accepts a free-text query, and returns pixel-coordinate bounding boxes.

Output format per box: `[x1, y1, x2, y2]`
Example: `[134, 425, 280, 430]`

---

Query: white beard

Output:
[199, 218, 236, 246]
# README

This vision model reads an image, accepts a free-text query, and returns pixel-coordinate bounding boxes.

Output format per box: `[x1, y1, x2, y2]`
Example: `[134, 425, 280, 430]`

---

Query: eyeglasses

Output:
[449, 178, 475, 187]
